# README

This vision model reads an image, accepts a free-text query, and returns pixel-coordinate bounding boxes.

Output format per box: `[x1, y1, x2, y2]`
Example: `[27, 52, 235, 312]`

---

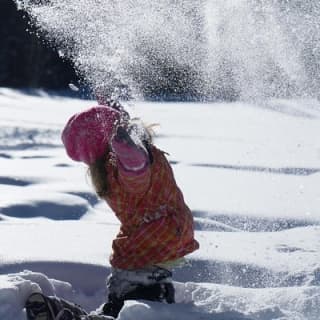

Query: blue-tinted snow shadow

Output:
[0, 201, 88, 220]
[193, 216, 242, 232]
[192, 210, 319, 232]
[2, 260, 312, 318]
[0, 262, 255, 319]
[21, 155, 53, 159]
[2, 259, 287, 291]
[0, 176, 34, 186]
[0, 152, 12, 159]
[173, 258, 314, 288]
[190, 163, 320, 176]
[67, 191, 99, 207]
[54, 163, 73, 167]
[170, 161, 320, 176]
[122, 300, 254, 320]
[0, 261, 110, 311]
[0, 261, 110, 296]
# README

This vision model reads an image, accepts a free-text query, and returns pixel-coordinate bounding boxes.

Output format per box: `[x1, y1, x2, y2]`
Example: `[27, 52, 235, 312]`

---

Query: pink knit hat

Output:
[61, 105, 120, 165]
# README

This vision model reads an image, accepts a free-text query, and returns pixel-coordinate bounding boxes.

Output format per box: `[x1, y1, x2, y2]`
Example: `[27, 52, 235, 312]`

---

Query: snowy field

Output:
[0, 88, 320, 320]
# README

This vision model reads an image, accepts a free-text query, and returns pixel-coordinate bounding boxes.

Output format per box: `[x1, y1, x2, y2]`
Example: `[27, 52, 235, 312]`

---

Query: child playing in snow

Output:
[60, 101, 199, 318]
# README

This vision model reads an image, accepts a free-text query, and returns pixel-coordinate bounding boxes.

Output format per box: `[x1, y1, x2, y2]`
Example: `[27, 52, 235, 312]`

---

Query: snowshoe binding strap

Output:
[25, 292, 80, 320]
[25, 292, 55, 320]
[54, 308, 75, 320]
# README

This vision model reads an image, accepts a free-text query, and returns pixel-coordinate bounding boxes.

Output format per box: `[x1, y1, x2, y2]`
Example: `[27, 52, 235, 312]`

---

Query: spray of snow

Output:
[14, 0, 320, 100]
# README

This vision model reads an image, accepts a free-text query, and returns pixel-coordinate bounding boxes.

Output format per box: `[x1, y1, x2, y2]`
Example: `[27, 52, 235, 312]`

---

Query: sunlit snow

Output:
[0, 89, 319, 319]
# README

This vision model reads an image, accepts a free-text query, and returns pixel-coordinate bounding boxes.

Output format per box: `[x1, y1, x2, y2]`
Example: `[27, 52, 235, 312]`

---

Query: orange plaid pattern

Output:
[104, 146, 199, 269]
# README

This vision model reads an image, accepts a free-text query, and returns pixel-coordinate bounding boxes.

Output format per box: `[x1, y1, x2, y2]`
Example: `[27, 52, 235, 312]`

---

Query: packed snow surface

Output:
[0, 89, 320, 319]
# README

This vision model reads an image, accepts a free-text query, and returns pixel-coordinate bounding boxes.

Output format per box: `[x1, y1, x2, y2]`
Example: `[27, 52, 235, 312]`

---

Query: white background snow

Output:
[0, 88, 320, 319]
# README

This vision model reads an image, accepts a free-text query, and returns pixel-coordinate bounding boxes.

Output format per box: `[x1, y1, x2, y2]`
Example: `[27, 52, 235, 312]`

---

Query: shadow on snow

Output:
[192, 210, 319, 232]
[0, 202, 88, 220]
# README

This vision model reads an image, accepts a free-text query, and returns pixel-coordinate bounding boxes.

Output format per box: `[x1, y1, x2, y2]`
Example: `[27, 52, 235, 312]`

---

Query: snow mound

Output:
[119, 299, 252, 320]
[1, 271, 320, 320]
[0, 270, 71, 320]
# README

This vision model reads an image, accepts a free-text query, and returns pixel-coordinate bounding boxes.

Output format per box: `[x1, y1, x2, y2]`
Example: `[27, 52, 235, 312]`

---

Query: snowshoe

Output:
[25, 292, 87, 320]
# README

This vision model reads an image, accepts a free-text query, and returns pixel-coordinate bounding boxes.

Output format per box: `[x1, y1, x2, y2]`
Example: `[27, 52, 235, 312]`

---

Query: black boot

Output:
[102, 283, 175, 318]
[123, 283, 175, 303]
[102, 294, 124, 318]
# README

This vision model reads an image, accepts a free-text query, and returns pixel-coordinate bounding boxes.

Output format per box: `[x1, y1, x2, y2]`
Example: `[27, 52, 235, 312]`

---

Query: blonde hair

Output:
[88, 151, 110, 198]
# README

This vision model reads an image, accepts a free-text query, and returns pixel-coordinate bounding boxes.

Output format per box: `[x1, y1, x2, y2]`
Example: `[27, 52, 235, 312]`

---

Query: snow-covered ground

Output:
[0, 88, 319, 320]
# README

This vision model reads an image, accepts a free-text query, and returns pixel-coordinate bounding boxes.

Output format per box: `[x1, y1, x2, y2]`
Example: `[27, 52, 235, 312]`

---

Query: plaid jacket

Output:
[104, 145, 199, 269]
